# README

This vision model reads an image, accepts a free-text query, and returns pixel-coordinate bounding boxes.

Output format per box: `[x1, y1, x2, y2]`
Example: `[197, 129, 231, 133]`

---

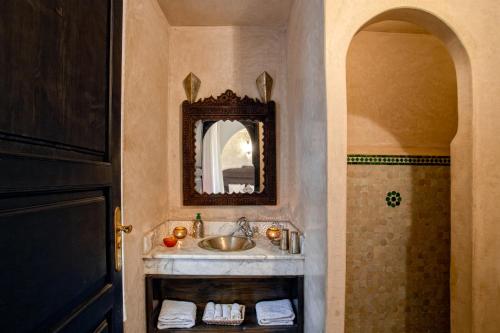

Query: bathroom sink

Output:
[198, 236, 256, 252]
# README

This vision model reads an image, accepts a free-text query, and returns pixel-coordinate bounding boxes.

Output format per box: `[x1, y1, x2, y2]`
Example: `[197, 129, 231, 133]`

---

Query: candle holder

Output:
[266, 225, 281, 246]
[173, 226, 188, 239]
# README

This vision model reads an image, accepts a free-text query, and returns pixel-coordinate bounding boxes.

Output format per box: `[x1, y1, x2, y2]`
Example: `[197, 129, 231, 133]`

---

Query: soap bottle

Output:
[193, 213, 204, 238]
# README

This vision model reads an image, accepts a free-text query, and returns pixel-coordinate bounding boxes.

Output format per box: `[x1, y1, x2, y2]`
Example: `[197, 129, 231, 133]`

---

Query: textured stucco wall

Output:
[166, 26, 290, 221]
[325, 1, 500, 333]
[287, 0, 327, 332]
[347, 30, 458, 155]
[158, 0, 294, 27]
[122, 1, 169, 332]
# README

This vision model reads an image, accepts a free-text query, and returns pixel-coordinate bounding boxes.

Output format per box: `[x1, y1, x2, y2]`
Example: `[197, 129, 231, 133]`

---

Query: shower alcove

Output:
[345, 19, 458, 333]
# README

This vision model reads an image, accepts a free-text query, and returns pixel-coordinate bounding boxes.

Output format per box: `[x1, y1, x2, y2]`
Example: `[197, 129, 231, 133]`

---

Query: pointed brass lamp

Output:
[256, 71, 273, 103]
[183, 72, 201, 103]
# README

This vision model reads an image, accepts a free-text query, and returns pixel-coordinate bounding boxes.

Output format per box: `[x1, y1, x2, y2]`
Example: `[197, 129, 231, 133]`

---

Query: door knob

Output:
[114, 207, 132, 272]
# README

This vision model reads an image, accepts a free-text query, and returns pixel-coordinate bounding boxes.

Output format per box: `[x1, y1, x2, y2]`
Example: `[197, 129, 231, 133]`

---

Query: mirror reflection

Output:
[194, 120, 265, 194]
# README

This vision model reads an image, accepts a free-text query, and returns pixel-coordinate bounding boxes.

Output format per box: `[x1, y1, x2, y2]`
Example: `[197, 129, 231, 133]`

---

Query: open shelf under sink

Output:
[153, 305, 299, 332]
[146, 275, 304, 333]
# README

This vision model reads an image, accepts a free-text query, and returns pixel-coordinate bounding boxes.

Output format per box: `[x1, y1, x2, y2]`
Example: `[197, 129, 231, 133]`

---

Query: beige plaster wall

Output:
[325, 1, 500, 333]
[158, 0, 294, 27]
[287, 0, 327, 331]
[347, 30, 458, 155]
[122, 0, 170, 332]
[166, 26, 290, 221]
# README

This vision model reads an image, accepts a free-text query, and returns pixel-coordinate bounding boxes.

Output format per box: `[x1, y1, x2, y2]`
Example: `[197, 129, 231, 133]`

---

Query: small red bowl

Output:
[163, 236, 178, 247]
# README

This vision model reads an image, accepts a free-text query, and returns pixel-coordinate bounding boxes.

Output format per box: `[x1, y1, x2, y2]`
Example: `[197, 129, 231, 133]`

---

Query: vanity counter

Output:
[143, 221, 304, 276]
[143, 235, 304, 276]
[144, 235, 304, 260]
[143, 222, 305, 332]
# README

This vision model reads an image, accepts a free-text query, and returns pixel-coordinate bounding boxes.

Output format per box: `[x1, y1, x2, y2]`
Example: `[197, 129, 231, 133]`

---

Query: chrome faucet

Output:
[231, 217, 257, 239]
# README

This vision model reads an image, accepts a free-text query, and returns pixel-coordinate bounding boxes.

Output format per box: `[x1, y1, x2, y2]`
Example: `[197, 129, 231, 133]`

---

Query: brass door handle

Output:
[117, 224, 133, 234]
[114, 207, 132, 272]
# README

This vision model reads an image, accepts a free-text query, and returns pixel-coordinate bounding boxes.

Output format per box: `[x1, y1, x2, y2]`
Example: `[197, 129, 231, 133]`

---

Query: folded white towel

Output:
[231, 303, 241, 320]
[157, 300, 196, 329]
[202, 302, 215, 321]
[222, 304, 231, 319]
[256, 299, 295, 326]
[214, 304, 222, 319]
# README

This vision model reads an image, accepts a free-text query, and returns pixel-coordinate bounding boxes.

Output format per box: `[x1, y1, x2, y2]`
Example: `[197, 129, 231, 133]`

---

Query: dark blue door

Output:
[0, 1, 124, 332]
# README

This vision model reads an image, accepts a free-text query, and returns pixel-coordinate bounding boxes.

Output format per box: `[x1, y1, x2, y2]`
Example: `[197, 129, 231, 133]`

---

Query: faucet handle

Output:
[251, 226, 259, 236]
[244, 225, 258, 239]
[237, 216, 248, 225]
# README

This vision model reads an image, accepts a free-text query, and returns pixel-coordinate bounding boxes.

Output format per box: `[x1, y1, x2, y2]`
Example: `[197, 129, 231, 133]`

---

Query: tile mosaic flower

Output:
[386, 191, 402, 207]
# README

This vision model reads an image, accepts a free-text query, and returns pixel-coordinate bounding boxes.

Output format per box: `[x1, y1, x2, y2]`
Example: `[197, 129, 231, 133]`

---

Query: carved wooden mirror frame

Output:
[182, 90, 277, 205]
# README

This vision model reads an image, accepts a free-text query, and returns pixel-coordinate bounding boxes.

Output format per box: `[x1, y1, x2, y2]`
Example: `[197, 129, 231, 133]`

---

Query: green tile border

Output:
[347, 154, 450, 166]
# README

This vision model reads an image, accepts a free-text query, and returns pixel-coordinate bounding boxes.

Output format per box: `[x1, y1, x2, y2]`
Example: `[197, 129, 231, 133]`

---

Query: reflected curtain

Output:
[202, 122, 225, 194]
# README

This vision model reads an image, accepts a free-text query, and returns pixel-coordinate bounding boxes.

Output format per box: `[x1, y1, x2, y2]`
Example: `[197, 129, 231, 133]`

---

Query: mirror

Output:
[194, 120, 265, 195]
[182, 89, 276, 205]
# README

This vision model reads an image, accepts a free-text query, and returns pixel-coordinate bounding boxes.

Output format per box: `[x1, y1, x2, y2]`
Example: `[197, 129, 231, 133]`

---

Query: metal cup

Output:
[280, 228, 289, 250]
[289, 231, 300, 254]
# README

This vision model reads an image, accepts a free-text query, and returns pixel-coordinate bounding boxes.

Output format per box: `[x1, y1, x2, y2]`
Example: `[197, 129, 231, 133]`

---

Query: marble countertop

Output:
[144, 235, 305, 260]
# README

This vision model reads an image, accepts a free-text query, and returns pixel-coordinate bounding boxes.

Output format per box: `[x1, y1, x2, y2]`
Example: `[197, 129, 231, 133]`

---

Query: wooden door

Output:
[0, 1, 124, 332]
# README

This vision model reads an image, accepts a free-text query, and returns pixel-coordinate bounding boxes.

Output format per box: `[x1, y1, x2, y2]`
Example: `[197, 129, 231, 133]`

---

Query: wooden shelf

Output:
[154, 305, 299, 332]
[146, 275, 303, 333]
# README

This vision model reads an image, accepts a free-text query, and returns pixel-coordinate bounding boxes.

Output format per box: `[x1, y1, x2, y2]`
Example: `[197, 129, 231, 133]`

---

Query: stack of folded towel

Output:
[203, 302, 242, 321]
[157, 300, 197, 329]
[256, 299, 295, 326]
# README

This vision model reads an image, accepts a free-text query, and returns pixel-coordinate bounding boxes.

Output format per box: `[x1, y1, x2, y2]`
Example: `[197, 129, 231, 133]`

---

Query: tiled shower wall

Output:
[346, 157, 450, 333]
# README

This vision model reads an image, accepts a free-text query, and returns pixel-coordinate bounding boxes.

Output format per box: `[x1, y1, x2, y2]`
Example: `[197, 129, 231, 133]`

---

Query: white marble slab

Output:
[142, 220, 304, 276]
[143, 220, 303, 254]
[144, 258, 304, 276]
[146, 236, 303, 260]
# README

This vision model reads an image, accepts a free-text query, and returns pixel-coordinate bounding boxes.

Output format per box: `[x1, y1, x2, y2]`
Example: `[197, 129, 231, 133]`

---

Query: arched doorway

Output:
[345, 19, 458, 332]
[325, 7, 473, 333]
